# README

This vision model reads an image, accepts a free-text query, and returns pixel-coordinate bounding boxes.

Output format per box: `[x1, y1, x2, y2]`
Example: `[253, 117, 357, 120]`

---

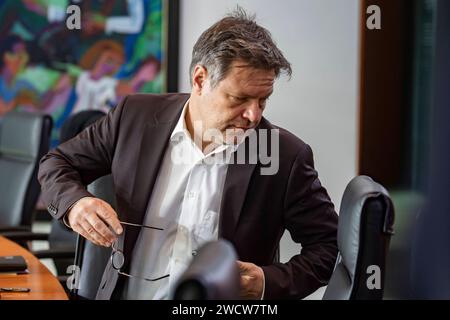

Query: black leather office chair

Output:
[0, 111, 52, 234]
[4, 110, 106, 285]
[322, 175, 395, 300]
[173, 240, 240, 300]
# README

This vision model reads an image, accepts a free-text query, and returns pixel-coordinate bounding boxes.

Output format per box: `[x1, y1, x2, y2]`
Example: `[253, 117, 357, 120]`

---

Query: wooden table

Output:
[0, 236, 68, 300]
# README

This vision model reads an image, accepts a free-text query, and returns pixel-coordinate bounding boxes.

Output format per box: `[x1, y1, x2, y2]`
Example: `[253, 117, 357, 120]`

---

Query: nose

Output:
[242, 101, 263, 124]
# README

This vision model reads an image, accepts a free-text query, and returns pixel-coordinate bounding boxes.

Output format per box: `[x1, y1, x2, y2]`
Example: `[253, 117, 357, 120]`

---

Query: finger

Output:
[79, 220, 109, 246]
[76, 227, 103, 246]
[78, 218, 111, 247]
[239, 276, 252, 299]
[85, 212, 117, 243]
[72, 223, 102, 246]
[96, 204, 123, 235]
[237, 260, 250, 272]
[240, 274, 251, 288]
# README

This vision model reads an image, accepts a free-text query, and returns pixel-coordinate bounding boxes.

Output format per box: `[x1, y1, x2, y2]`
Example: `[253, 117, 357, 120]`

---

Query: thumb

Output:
[237, 260, 250, 272]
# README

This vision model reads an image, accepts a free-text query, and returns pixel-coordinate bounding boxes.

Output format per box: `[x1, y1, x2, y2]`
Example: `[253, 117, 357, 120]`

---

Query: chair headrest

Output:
[173, 239, 240, 300]
[59, 110, 106, 143]
[0, 111, 49, 160]
[338, 175, 395, 279]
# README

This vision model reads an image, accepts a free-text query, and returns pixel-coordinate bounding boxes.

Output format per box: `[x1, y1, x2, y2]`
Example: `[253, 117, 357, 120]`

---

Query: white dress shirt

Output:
[122, 101, 239, 299]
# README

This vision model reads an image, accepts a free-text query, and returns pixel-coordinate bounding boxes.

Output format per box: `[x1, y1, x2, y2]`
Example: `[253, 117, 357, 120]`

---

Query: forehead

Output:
[219, 62, 275, 95]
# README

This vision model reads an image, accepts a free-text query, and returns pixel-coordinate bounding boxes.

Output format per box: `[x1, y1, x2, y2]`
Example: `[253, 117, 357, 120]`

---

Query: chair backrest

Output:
[322, 175, 395, 300]
[0, 111, 52, 227]
[72, 174, 116, 300]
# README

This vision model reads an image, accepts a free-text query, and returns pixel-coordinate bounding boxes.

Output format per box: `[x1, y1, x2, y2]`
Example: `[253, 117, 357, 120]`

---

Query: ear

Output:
[192, 65, 208, 95]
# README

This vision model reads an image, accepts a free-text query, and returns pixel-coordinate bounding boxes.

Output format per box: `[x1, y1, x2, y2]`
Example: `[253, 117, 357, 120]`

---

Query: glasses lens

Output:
[110, 222, 166, 279]
[111, 250, 125, 270]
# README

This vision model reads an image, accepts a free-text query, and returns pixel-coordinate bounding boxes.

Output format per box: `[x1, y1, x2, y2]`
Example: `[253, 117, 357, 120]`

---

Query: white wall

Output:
[179, 0, 360, 298]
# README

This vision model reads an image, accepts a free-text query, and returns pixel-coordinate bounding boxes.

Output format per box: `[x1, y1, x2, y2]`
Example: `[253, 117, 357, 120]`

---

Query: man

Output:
[38, 9, 338, 299]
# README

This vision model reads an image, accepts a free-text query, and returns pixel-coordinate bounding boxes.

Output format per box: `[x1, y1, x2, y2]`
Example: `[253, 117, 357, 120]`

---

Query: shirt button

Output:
[187, 191, 196, 198]
[192, 250, 197, 256]
[179, 226, 188, 235]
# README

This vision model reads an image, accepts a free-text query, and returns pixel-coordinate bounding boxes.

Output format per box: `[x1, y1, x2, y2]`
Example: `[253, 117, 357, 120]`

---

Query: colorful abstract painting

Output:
[0, 0, 168, 145]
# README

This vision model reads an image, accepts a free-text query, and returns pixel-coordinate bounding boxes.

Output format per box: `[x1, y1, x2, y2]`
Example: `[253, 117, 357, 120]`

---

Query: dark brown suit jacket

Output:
[38, 93, 338, 299]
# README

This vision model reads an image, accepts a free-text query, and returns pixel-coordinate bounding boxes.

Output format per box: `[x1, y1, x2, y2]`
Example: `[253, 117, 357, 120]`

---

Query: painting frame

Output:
[0, 0, 180, 144]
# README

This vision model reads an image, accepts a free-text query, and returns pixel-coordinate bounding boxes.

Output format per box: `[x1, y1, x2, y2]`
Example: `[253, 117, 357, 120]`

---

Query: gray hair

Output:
[189, 7, 292, 88]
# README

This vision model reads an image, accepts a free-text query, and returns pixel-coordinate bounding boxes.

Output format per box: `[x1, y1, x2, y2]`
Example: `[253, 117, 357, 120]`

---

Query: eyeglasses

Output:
[110, 221, 170, 282]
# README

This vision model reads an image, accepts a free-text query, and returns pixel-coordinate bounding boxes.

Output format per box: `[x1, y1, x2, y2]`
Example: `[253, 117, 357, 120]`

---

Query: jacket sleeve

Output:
[261, 144, 339, 299]
[37, 96, 128, 220]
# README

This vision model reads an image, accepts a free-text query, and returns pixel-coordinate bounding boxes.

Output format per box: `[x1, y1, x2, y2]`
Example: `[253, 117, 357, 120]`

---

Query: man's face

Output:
[194, 61, 275, 145]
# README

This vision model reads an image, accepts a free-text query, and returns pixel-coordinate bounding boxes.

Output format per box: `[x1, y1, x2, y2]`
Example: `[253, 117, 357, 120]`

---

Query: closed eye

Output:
[259, 97, 269, 108]
[231, 95, 247, 102]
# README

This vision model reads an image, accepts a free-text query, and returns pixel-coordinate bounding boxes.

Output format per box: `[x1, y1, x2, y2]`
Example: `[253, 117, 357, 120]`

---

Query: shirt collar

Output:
[170, 99, 190, 142]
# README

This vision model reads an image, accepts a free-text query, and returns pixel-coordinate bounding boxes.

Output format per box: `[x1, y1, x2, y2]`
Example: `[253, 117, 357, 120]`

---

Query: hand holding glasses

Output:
[110, 221, 170, 282]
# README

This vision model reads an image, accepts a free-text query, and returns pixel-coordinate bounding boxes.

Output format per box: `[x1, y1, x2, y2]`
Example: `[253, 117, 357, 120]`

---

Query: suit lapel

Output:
[219, 129, 262, 240]
[219, 161, 256, 240]
[130, 123, 173, 220]
[129, 94, 189, 223]
[219, 121, 272, 239]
